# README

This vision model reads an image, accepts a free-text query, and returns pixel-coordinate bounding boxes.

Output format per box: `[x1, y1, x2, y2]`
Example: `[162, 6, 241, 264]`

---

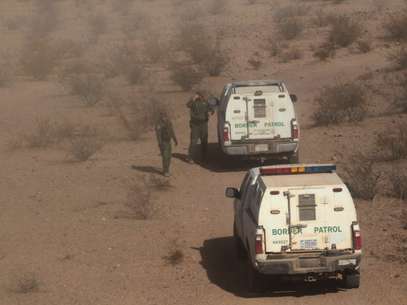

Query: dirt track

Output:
[1, 0, 407, 304]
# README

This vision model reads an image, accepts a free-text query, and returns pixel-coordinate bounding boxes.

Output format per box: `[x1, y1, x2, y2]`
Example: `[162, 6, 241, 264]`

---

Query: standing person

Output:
[187, 92, 214, 163]
[155, 112, 178, 177]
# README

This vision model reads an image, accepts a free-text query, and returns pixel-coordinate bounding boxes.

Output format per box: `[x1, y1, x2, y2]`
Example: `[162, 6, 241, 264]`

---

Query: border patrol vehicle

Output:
[225, 164, 362, 292]
[211, 80, 299, 163]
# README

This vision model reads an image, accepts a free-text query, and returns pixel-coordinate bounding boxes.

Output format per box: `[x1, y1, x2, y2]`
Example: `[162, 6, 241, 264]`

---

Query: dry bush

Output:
[60, 70, 106, 106]
[356, 40, 372, 53]
[343, 153, 380, 200]
[143, 35, 167, 64]
[395, 73, 407, 112]
[311, 9, 334, 27]
[388, 47, 407, 70]
[163, 239, 184, 266]
[248, 58, 262, 70]
[169, 62, 204, 91]
[207, 0, 227, 15]
[376, 123, 407, 161]
[22, 118, 75, 149]
[389, 169, 407, 200]
[20, 38, 60, 80]
[313, 41, 336, 61]
[30, 0, 60, 38]
[0, 56, 15, 87]
[277, 18, 303, 40]
[328, 15, 362, 48]
[14, 273, 40, 294]
[175, 22, 228, 76]
[384, 9, 407, 42]
[313, 82, 366, 125]
[273, 5, 308, 23]
[279, 47, 303, 63]
[69, 126, 102, 161]
[126, 179, 154, 220]
[146, 174, 172, 191]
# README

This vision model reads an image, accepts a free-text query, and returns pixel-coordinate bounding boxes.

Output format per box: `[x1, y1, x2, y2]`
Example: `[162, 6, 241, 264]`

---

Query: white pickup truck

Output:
[225, 164, 362, 292]
[212, 80, 299, 163]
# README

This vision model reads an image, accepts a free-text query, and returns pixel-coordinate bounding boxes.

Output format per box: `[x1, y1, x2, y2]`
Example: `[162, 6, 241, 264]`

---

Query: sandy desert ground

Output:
[0, 0, 406, 304]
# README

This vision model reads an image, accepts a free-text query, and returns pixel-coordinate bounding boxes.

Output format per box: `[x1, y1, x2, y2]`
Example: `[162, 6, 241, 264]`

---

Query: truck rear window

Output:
[254, 99, 266, 118]
[298, 194, 316, 221]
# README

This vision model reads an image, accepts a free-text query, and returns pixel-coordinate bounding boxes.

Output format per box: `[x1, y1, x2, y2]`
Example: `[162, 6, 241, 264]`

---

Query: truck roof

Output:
[228, 80, 283, 87]
[261, 172, 344, 188]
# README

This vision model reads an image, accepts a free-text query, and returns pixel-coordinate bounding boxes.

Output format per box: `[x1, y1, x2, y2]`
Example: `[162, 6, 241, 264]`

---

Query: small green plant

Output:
[14, 273, 40, 294]
[313, 82, 366, 125]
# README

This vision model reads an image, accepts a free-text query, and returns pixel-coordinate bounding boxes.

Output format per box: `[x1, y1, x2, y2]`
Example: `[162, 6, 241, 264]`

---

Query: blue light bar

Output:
[260, 164, 336, 175]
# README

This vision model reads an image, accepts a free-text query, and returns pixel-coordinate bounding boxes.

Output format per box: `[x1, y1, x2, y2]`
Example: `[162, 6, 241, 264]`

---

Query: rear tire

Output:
[343, 271, 360, 289]
[247, 260, 266, 294]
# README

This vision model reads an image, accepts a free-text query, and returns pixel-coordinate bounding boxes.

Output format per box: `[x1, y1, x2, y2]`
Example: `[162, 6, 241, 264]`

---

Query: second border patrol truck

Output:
[211, 80, 300, 163]
[225, 164, 362, 292]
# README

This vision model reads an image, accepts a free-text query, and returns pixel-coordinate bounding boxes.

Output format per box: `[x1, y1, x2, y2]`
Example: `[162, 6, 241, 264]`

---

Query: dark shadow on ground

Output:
[172, 153, 191, 164]
[189, 143, 287, 173]
[196, 237, 343, 298]
[130, 165, 162, 174]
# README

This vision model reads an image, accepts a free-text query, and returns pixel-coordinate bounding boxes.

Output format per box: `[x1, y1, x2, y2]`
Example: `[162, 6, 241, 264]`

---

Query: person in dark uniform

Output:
[186, 92, 214, 163]
[155, 112, 178, 177]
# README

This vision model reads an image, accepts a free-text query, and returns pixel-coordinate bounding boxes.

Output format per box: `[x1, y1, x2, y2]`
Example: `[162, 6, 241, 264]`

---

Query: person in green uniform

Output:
[155, 112, 178, 177]
[187, 92, 214, 163]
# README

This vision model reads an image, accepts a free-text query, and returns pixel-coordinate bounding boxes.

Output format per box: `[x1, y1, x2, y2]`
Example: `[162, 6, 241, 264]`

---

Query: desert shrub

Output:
[121, 12, 146, 39]
[20, 38, 60, 80]
[207, 0, 227, 15]
[14, 273, 40, 294]
[328, 15, 362, 48]
[277, 18, 303, 40]
[343, 153, 380, 200]
[388, 47, 407, 70]
[88, 14, 108, 43]
[30, 0, 60, 38]
[273, 5, 308, 23]
[23, 118, 76, 148]
[280, 47, 303, 62]
[124, 64, 145, 85]
[169, 62, 204, 91]
[376, 123, 407, 160]
[126, 180, 153, 219]
[357, 40, 372, 53]
[60, 71, 106, 106]
[69, 126, 102, 161]
[175, 22, 228, 75]
[395, 73, 407, 112]
[313, 41, 336, 61]
[248, 58, 262, 70]
[389, 169, 407, 200]
[143, 35, 167, 63]
[146, 174, 172, 191]
[163, 239, 184, 265]
[0, 56, 15, 87]
[384, 9, 407, 42]
[311, 9, 334, 27]
[313, 82, 366, 125]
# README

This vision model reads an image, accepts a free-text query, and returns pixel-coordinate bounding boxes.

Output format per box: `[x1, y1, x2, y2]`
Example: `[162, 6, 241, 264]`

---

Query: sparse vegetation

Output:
[169, 62, 204, 91]
[327, 15, 362, 48]
[126, 179, 154, 220]
[343, 153, 380, 200]
[277, 18, 303, 40]
[279, 47, 303, 63]
[163, 239, 184, 266]
[389, 169, 407, 200]
[313, 82, 366, 125]
[69, 126, 102, 161]
[272, 5, 308, 23]
[395, 73, 407, 112]
[24, 118, 70, 148]
[384, 9, 407, 42]
[388, 47, 407, 70]
[313, 41, 336, 61]
[376, 122, 407, 161]
[248, 58, 262, 70]
[357, 40, 372, 53]
[14, 273, 40, 294]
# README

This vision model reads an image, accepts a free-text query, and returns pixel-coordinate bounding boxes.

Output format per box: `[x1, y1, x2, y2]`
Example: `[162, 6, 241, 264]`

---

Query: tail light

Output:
[255, 234, 264, 254]
[291, 119, 299, 139]
[352, 223, 362, 251]
[223, 125, 230, 143]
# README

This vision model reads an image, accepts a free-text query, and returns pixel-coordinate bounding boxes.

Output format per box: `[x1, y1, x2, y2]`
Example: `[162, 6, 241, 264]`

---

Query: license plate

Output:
[300, 239, 317, 249]
[255, 144, 268, 152]
[338, 259, 357, 266]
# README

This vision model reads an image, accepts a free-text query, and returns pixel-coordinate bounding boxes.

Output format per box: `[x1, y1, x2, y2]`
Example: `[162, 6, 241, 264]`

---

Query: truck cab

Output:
[226, 164, 362, 292]
[216, 80, 299, 163]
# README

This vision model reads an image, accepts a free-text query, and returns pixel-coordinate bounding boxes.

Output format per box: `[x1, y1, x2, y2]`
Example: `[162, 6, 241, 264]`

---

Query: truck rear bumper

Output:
[223, 140, 298, 156]
[256, 253, 361, 275]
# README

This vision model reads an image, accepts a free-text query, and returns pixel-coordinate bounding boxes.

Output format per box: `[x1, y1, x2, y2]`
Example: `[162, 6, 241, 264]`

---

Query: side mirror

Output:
[290, 94, 298, 103]
[225, 187, 240, 199]
[208, 96, 220, 107]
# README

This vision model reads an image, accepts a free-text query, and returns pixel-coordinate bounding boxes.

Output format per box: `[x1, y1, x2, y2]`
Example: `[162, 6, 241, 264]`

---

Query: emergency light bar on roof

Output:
[260, 164, 336, 175]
